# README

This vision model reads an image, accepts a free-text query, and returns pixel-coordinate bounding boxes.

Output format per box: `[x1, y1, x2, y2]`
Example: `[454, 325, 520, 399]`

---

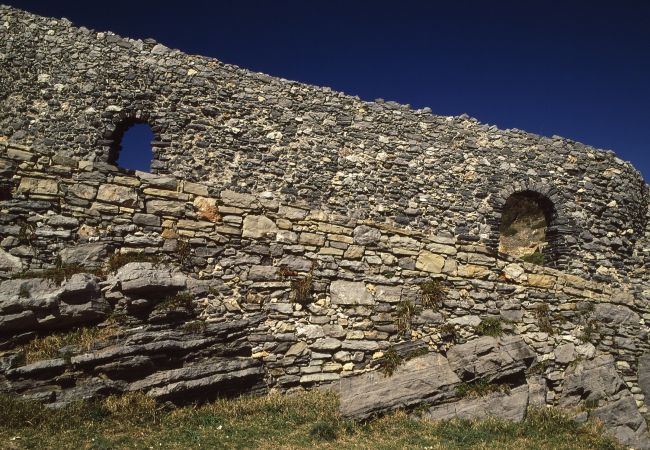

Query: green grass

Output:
[476, 318, 504, 337]
[0, 391, 623, 449]
[522, 250, 544, 265]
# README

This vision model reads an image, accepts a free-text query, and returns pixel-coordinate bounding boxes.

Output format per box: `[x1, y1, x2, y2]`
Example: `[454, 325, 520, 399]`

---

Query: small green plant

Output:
[107, 252, 160, 272]
[579, 319, 599, 343]
[155, 291, 194, 311]
[395, 300, 416, 332]
[419, 279, 445, 309]
[291, 275, 313, 304]
[18, 284, 30, 298]
[13, 263, 97, 284]
[534, 303, 554, 334]
[476, 317, 504, 337]
[380, 346, 428, 377]
[177, 239, 191, 264]
[439, 323, 458, 342]
[380, 346, 403, 377]
[522, 250, 544, 265]
[17, 221, 35, 245]
[183, 320, 207, 333]
[309, 420, 338, 441]
[456, 379, 510, 398]
[19, 326, 119, 364]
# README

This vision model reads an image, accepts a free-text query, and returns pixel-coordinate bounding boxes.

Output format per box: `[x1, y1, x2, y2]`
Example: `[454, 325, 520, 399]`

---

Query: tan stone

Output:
[146, 199, 186, 217]
[527, 274, 556, 289]
[299, 232, 325, 246]
[143, 187, 189, 200]
[242, 215, 277, 238]
[183, 181, 209, 196]
[17, 177, 59, 195]
[416, 250, 445, 273]
[457, 264, 492, 279]
[177, 219, 214, 231]
[319, 247, 344, 256]
[344, 245, 365, 259]
[96, 183, 138, 206]
[328, 234, 354, 244]
[278, 205, 308, 220]
[317, 222, 352, 234]
[68, 183, 97, 200]
[193, 196, 221, 222]
[221, 190, 257, 209]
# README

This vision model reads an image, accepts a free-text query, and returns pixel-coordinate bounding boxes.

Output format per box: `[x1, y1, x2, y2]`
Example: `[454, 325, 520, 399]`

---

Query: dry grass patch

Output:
[0, 391, 623, 450]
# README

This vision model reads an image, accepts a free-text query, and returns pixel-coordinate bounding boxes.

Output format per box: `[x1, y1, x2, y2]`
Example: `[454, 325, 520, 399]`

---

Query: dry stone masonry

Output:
[0, 5, 649, 449]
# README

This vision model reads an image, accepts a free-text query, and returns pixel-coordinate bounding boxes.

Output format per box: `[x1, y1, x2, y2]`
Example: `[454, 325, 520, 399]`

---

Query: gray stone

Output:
[242, 215, 278, 239]
[447, 336, 536, 382]
[591, 394, 650, 450]
[560, 354, 625, 407]
[424, 384, 529, 422]
[330, 280, 374, 305]
[0, 248, 23, 273]
[338, 353, 460, 419]
[639, 352, 650, 407]
[248, 265, 279, 281]
[59, 243, 109, 268]
[353, 225, 381, 246]
[554, 342, 576, 364]
[114, 262, 187, 294]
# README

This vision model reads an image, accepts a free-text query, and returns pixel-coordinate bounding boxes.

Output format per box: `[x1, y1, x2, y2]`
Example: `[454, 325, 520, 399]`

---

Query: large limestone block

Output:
[242, 215, 278, 239]
[338, 353, 460, 419]
[639, 352, 650, 408]
[591, 394, 650, 450]
[59, 243, 109, 268]
[17, 177, 59, 195]
[416, 250, 445, 273]
[560, 354, 626, 406]
[114, 262, 187, 294]
[424, 384, 529, 422]
[0, 248, 23, 273]
[330, 280, 374, 305]
[447, 336, 536, 382]
[96, 184, 138, 207]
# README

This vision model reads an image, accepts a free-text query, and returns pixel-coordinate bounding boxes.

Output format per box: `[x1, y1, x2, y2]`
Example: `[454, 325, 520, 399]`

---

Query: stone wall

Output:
[1, 5, 648, 284]
[0, 141, 648, 413]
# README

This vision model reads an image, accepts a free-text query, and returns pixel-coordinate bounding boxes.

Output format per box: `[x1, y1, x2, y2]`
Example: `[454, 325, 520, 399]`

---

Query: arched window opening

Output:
[109, 120, 155, 172]
[499, 191, 554, 265]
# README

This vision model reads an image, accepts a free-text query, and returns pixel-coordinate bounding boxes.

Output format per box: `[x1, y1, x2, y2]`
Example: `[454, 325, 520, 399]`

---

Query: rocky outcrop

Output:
[339, 336, 535, 422]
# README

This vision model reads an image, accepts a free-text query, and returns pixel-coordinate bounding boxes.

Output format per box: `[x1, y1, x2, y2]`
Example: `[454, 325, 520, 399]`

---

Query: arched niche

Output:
[488, 182, 570, 269]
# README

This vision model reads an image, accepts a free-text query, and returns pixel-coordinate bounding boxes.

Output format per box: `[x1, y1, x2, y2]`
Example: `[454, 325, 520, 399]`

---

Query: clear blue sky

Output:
[6, 0, 650, 181]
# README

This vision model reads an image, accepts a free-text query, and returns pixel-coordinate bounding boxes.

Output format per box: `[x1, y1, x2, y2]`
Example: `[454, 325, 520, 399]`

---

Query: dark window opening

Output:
[109, 120, 155, 172]
[499, 191, 554, 265]
[0, 183, 11, 201]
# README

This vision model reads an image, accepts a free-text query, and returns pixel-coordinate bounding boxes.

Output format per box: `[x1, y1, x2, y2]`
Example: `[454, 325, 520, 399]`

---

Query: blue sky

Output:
[7, 0, 650, 181]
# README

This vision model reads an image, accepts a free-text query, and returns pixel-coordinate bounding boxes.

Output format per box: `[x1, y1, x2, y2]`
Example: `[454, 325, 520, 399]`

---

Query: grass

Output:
[154, 291, 194, 311]
[396, 300, 417, 332]
[107, 252, 160, 272]
[12, 264, 100, 285]
[476, 318, 504, 337]
[0, 391, 623, 449]
[534, 304, 554, 334]
[456, 379, 510, 398]
[521, 250, 544, 265]
[18, 325, 119, 364]
[291, 275, 313, 305]
[420, 279, 446, 309]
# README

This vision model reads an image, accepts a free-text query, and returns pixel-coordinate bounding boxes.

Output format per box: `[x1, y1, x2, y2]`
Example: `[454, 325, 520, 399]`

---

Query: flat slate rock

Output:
[337, 353, 460, 419]
[423, 384, 529, 422]
[447, 335, 536, 382]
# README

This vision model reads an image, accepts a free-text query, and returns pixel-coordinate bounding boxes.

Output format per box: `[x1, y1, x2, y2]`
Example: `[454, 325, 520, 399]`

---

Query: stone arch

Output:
[101, 110, 169, 172]
[487, 181, 571, 269]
